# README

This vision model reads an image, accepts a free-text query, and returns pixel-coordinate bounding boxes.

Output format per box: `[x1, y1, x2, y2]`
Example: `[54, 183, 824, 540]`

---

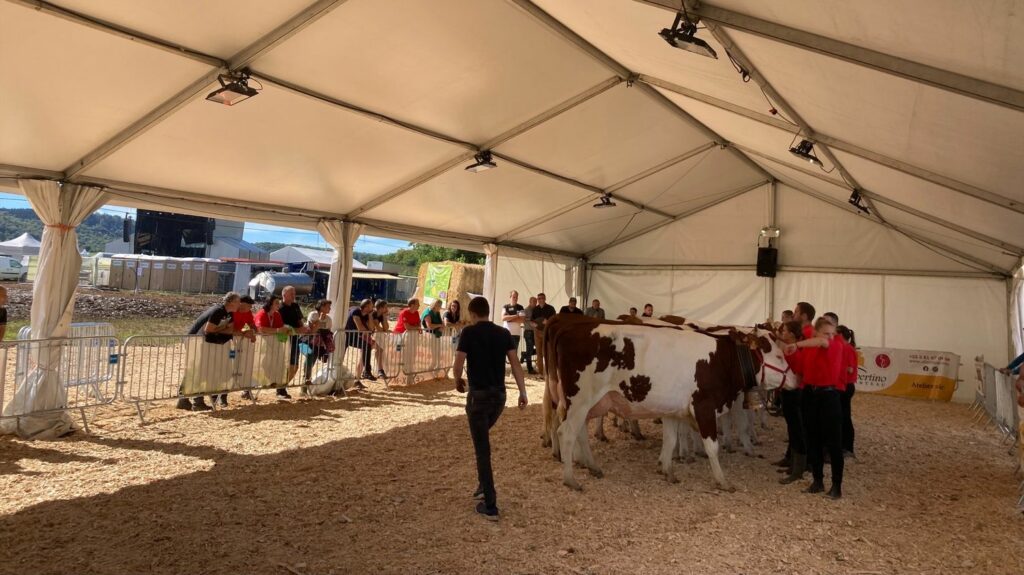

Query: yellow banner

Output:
[857, 347, 960, 402]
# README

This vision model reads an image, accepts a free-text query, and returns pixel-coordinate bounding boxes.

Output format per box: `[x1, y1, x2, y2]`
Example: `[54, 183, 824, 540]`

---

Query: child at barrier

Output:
[303, 299, 334, 390]
[453, 296, 528, 521]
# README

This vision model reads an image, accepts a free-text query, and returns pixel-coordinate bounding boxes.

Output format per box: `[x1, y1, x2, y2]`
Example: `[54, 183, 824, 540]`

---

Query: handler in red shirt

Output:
[785, 317, 845, 500]
[393, 298, 423, 335]
[777, 320, 809, 485]
[837, 325, 858, 458]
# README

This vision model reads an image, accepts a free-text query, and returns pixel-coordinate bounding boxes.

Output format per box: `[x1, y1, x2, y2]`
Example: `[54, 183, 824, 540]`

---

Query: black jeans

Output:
[801, 387, 844, 487]
[840, 383, 856, 454]
[508, 335, 521, 366]
[345, 332, 372, 376]
[781, 388, 805, 456]
[466, 388, 506, 510]
[523, 331, 535, 372]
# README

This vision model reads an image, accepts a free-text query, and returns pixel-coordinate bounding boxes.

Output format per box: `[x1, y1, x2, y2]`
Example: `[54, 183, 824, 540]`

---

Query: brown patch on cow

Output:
[617, 315, 643, 325]
[619, 374, 652, 403]
[659, 315, 688, 326]
[594, 336, 636, 373]
[690, 334, 765, 441]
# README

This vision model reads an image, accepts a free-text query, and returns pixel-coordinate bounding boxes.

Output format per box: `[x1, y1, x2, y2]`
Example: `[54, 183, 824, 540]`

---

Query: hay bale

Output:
[413, 261, 483, 311]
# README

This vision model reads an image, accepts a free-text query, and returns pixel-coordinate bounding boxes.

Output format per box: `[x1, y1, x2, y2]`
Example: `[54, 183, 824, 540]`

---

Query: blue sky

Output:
[0, 192, 409, 255]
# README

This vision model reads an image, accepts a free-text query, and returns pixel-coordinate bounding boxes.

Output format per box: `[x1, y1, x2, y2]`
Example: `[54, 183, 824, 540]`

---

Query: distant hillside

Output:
[0, 208, 123, 253]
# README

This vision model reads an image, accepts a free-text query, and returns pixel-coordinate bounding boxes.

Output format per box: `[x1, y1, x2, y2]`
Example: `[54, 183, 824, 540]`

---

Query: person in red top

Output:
[233, 295, 258, 333]
[837, 325, 858, 458]
[778, 320, 809, 485]
[785, 317, 845, 500]
[393, 298, 423, 335]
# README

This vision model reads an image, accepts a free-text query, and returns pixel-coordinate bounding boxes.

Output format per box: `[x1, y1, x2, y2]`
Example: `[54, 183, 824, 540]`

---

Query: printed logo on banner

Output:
[875, 354, 891, 369]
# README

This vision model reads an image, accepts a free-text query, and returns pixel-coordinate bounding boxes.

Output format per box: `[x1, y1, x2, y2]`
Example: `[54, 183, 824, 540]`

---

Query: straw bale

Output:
[413, 261, 483, 310]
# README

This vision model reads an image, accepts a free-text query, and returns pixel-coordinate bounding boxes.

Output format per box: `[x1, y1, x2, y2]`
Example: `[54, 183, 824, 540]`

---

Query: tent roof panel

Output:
[655, 88, 846, 186]
[495, 83, 711, 189]
[729, 29, 1024, 201]
[361, 161, 592, 239]
[49, 0, 316, 59]
[84, 83, 465, 215]
[710, 0, 1024, 92]
[505, 201, 666, 255]
[0, 2, 211, 170]
[532, 0, 769, 114]
[615, 146, 764, 213]
[592, 188, 766, 265]
[254, 0, 612, 145]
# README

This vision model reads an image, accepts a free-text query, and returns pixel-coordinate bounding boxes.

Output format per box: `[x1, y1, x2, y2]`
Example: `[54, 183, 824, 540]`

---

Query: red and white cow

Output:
[542, 315, 788, 490]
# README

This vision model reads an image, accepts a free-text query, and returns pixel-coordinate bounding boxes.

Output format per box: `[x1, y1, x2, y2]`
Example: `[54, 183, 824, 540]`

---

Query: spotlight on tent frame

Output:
[465, 151, 497, 173]
[848, 189, 870, 215]
[205, 70, 260, 106]
[593, 194, 617, 209]
[789, 139, 823, 168]
[658, 12, 718, 59]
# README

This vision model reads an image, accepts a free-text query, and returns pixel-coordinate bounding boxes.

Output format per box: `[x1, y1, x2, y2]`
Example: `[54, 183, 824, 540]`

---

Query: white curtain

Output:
[1, 180, 108, 439]
[317, 219, 363, 325]
[482, 243, 498, 317]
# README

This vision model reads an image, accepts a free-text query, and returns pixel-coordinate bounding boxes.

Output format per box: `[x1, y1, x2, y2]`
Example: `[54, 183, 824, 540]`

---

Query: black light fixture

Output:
[658, 12, 717, 59]
[593, 194, 617, 209]
[205, 69, 260, 106]
[848, 189, 870, 214]
[465, 151, 496, 173]
[789, 139, 823, 168]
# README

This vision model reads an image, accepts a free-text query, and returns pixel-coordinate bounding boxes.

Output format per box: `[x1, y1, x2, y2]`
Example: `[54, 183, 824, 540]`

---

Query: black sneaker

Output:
[803, 480, 825, 494]
[217, 394, 228, 407]
[473, 488, 484, 501]
[192, 398, 213, 412]
[175, 398, 193, 411]
[276, 389, 292, 400]
[826, 484, 842, 500]
[377, 369, 387, 379]
[361, 372, 378, 382]
[475, 501, 499, 521]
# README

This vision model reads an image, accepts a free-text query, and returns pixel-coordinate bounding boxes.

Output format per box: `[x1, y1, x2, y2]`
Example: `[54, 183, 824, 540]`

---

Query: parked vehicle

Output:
[0, 256, 26, 281]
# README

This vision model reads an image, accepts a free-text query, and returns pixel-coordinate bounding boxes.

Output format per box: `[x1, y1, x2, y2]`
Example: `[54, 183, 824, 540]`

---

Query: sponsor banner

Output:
[422, 263, 452, 305]
[857, 346, 960, 401]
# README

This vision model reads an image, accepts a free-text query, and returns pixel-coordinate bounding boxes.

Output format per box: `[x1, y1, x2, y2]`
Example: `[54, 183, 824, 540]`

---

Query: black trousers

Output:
[466, 388, 506, 510]
[801, 387, 844, 486]
[523, 331, 535, 371]
[840, 383, 856, 454]
[345, 332, 372, 375]
[508, 335, 521, 366]
[781, 388, 805, 456]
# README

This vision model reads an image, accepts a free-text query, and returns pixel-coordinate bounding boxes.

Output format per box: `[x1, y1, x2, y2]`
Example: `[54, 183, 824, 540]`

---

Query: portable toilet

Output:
[163, 258, 183, 293]
[108, 256, 124, 288]
[120, 256, 138, 290]
[184, 258, 205, 293]
[135, 256, 152, 291]
[202, 259, 221, 293]
[149, 256, 167, 291]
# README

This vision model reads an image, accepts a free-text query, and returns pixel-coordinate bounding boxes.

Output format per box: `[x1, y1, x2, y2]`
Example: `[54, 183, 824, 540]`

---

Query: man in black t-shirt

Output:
[530, 293, 557, 375]
[344, 299, 376, 386]
[559, 297, 584, 315]
[279, 286, 307, 399]
[454, 297, 528, 521]
[177, 292, 241, 411]
[500, 291, 525, 363]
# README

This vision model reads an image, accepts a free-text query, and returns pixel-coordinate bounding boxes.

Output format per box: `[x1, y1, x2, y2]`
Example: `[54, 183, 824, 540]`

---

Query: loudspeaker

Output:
[205, 219, 215, 245]
[122, 217, 132, 242]
[756, 247, 777, 278]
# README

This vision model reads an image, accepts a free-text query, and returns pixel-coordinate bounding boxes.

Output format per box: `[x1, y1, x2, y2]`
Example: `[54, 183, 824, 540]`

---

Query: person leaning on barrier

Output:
[279, 285, 308, 399]
[344, 298, 376, 388]
[0, 285, 8, 340]
[369, 299, 390, 379]
[177, 292, 248, 411]
[304, 299, 335, 389]
[221, 295, 258, 404]
[254, 295, 291, 400]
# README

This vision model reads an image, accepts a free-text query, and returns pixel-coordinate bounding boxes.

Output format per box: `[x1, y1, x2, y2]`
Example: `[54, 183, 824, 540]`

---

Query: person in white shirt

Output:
[501, 290, 525, 362]
[304, 299, 334, 386]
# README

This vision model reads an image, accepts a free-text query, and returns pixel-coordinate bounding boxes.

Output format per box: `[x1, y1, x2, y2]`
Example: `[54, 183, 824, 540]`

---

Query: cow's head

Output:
[749, 327, 790, 391]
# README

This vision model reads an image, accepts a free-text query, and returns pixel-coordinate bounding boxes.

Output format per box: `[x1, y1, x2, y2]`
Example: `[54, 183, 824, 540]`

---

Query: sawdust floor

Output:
[0, 378, 1021, 575]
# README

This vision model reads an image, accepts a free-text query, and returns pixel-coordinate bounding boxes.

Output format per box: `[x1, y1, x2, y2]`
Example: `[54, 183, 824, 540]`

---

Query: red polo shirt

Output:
[842, 340, 858, 386]
[802, 335, 845, 389]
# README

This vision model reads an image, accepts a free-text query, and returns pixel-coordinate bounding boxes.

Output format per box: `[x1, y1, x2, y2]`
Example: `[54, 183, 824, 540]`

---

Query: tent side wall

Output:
[587, 266, 1008, 403]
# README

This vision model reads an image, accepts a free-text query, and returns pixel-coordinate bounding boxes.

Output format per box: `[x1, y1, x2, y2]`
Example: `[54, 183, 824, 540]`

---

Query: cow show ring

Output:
[1, 315, 1022, 574]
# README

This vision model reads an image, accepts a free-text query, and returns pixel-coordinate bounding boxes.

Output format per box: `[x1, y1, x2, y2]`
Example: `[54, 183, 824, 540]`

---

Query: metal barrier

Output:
[0, 336, 120, 433]
[972, 357, 1020, 441]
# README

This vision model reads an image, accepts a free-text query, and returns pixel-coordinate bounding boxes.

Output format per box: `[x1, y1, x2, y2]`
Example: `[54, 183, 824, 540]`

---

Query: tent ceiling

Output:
[2, 0, 1022, 275]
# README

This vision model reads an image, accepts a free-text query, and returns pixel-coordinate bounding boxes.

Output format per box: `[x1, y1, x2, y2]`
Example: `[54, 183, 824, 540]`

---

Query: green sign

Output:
[423, 263, 453, 304]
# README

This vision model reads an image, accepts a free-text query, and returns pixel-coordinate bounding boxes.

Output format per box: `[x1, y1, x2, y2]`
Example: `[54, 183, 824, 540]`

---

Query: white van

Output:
[0, 256, 26, 281]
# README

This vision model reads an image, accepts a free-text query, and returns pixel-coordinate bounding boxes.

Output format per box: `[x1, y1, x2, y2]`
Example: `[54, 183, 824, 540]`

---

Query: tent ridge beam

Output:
[591, 261, 1004, 279]
[227, 0, 350, 70]
[507, 0, 775, 184]
[496, 141, 716, 243]
[586, 179, 768, 258]
[635, 0, 1024, 113]
[7, 0, 225, 67]
[643, 74, 1024, 216]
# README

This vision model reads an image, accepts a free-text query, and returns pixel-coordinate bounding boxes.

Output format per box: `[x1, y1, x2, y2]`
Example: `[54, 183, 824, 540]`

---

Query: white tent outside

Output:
[1, 0, 1022, 417]
[0, 232, 41, 257]
[269, 246, 365, 269]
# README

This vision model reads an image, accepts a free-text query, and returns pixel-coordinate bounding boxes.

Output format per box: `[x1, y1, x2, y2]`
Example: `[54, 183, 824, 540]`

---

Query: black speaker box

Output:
[756, 246, 777, 278]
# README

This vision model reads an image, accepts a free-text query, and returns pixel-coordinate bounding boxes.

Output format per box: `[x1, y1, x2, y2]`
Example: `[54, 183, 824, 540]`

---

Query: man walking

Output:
[454, 296, 528, 521]
[584, 298, 605, 320]
[530, 293, 556, 375]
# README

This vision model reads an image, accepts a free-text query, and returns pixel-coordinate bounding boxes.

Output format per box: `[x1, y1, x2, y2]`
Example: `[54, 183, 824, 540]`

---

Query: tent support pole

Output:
[766, 179, 777, 321]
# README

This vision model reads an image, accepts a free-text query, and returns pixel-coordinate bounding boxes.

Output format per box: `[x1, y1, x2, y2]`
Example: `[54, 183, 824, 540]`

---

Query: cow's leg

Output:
[629, 419, 644, 440]
[541, 379, 553, 448]
[594, 415, 609, 442]
[551, 401, 566, 461]
[747, 409, 762, 446]
[693, 404, 734, 492]
[658, 418, 680, 483]
[719, 411, 735, 453]
[577, 423, 603, 478]
[733, 398, 755, 457]
[702, 436, 734, 492]
[558, 402, 590, 490]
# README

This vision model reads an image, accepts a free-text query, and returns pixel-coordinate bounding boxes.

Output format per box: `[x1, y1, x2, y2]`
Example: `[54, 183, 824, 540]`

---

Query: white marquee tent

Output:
[0, 232, 41, 256]
[1, 0, 1023, 434]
